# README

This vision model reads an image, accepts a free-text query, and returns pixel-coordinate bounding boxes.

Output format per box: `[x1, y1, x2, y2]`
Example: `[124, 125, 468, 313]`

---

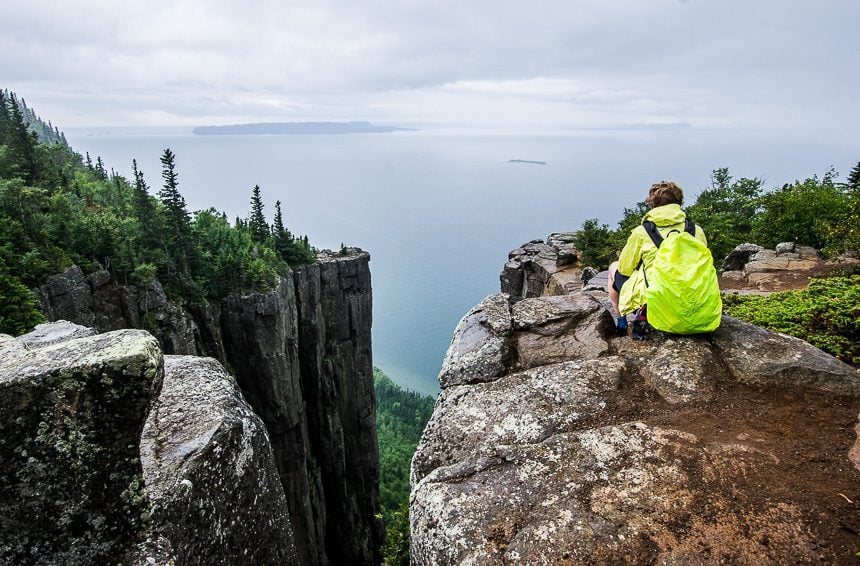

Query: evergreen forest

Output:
[374, 368, 436, 565]
[0, 88, 315, 335]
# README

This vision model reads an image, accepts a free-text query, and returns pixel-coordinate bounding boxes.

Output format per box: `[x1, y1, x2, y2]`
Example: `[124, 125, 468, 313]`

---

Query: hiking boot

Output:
[615, 316, 628, 337]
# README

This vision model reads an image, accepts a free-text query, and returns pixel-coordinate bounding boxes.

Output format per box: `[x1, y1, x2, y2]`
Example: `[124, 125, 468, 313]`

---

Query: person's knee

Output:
[608, 261, 618, 280]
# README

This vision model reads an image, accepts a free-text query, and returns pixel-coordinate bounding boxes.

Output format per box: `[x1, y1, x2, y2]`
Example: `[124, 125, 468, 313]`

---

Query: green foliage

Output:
[375, 368, 435, 565]
[249, 184, 269, 243]
[0, 262, 45, 335]
[0, 88, 317, 313]
[381, 500, 411, 566]
[686, 168, 764, 263]
[723, 275, 860, 365]
[572, 218, 615, 269]
[751, 169, 852, 255]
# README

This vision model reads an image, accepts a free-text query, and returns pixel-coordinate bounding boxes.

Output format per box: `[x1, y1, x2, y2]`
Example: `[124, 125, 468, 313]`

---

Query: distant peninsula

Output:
[192, 121, 416, 136]
[507, 159, 547, 165]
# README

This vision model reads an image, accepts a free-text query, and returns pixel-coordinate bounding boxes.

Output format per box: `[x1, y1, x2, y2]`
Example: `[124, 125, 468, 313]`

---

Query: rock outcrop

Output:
[140, 355, 298, 565]
[33, 249, 381, 565]
[1, 322, 301, 564]
[0, 323, 162, 565]
[501, 233, 581, 299]
[720, 242, 859, 292]
[412, 245, 860, 564]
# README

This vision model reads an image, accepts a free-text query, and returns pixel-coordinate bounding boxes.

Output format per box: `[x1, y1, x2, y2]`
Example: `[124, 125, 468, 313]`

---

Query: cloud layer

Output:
[2, 0, 858, 137]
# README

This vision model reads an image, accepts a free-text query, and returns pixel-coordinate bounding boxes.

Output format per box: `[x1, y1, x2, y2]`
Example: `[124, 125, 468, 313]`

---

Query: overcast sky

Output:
[2, 0, 858, 139]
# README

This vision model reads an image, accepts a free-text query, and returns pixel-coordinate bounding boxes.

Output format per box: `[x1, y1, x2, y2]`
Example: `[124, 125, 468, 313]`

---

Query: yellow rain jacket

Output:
[616, 204, 708, 316]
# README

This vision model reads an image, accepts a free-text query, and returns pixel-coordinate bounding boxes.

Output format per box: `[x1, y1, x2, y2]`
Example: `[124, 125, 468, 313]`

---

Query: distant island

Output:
[507, 159, 547, 165]
[192, 121, 416, 136]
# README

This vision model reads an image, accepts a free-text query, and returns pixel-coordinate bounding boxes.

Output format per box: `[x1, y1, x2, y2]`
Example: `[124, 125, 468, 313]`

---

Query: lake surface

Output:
[64, 126, 856, 395]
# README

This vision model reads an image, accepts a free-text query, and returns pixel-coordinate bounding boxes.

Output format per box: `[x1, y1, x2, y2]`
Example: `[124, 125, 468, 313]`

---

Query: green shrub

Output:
[722, 275, 860, 365]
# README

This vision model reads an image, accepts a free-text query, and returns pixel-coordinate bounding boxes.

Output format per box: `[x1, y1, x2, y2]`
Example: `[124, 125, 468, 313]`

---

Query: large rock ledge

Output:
[413, 285, 860, 563]
[0, 322, 299, 565]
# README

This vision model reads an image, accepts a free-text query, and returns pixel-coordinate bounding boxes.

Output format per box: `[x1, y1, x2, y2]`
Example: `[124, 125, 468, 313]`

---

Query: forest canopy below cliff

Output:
[0, 89, 315, 335]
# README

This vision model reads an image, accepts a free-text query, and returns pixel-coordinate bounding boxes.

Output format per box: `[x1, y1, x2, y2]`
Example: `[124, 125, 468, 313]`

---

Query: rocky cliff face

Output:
[411, 242, 860, 564]
[34, 249, 381, 565]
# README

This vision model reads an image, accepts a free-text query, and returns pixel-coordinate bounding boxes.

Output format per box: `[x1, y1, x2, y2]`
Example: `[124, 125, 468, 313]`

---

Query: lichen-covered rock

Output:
[140, 356, 298, 565]
[511, 293, 613, 368]
[412, 423, 823, 565]
[640, 335, 720, 403]
[413, 358, 625, 484]
[0, 323, 162, 565]
[414, 247, 860, 564]
[439, 294, 514, 388]
[711, 316, 860, 395]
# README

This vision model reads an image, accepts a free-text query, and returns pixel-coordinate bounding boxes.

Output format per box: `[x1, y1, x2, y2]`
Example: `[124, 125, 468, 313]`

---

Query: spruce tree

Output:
[272, 200, 294, 259]
[249, 184, 269, 243]
[132, 160, 159, 238]
[95, 156, 107, 180]
[847, 161, 860, 191]
[158, 148, 193, 280]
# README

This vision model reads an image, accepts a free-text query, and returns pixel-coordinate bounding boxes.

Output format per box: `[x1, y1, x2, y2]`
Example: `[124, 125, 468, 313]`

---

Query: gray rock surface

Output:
[140, 356, 298, 565]
[501, 235, 581, 299]
[711, 316, 860, 395]
[439, 294, 514, 388]
[721, 243, 764, 272]
[293, 250, 383, 565]
[413, 266, 860, 563]
[0, 323, 162, 565]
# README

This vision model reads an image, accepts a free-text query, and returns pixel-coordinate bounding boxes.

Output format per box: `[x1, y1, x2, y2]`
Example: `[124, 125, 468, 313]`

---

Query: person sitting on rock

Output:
[608, 180, 709, 335]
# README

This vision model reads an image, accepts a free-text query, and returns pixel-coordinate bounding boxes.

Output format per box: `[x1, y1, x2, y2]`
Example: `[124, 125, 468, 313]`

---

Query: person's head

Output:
[647, 180, 684, 209]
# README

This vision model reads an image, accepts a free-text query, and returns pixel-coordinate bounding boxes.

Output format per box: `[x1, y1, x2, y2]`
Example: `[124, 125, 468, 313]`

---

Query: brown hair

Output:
[647, 180, 684, 208]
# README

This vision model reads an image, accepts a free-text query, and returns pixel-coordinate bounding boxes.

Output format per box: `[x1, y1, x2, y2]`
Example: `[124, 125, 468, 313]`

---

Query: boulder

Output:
[0, 323, 163, 565]
[711, 316, 860, 395]
[511, 293, 613, 369]
[140, 355, 298, 565]
[439, 294, 514, 388]
[721, 243, 763, 272]
[413, 358, 626, 484]
[501, 236, 581, 299]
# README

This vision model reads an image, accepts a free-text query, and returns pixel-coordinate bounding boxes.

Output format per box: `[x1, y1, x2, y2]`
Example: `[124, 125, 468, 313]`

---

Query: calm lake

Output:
[64, 126, 855, 395]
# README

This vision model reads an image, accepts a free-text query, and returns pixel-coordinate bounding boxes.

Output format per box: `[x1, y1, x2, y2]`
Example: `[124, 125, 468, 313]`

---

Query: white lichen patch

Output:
[233, 417, 255, 477]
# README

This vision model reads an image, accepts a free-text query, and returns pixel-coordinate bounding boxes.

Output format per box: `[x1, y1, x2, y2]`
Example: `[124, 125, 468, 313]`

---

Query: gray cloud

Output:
[1, 0, 858, 137]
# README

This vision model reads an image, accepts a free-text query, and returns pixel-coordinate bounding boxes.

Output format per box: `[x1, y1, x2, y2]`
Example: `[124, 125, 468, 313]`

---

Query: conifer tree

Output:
[95, 156, 107, 180]
[158, 148, 193, 279]
[249, 184, 269, 243]
[847, 161, 860, 191]
[272, 200, 294, 258]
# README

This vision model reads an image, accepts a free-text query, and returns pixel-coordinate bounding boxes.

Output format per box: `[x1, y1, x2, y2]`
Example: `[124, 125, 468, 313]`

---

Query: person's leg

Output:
[608, 261, 620, 316]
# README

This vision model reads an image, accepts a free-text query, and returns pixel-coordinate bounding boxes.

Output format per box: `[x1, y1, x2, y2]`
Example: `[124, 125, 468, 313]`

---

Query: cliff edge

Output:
[32, 249, 381, 565]
[411, 238, 860, 564]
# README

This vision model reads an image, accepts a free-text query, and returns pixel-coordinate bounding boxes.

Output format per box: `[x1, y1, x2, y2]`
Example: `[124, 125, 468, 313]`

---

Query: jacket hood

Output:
[643, 203, 686, 227]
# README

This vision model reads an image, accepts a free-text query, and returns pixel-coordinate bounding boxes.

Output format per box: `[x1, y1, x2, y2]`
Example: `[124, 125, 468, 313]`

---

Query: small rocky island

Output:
[192, 121, 415, 135]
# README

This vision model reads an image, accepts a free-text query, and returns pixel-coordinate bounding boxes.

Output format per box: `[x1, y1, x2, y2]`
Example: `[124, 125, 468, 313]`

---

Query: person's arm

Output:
[695, 225, 708, 247]
[616, 229, 642, 277]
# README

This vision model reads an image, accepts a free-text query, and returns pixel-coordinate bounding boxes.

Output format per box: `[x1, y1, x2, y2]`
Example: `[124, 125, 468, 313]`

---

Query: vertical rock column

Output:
[218, 276, 324, 565]
[294, 250, 383, 565]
